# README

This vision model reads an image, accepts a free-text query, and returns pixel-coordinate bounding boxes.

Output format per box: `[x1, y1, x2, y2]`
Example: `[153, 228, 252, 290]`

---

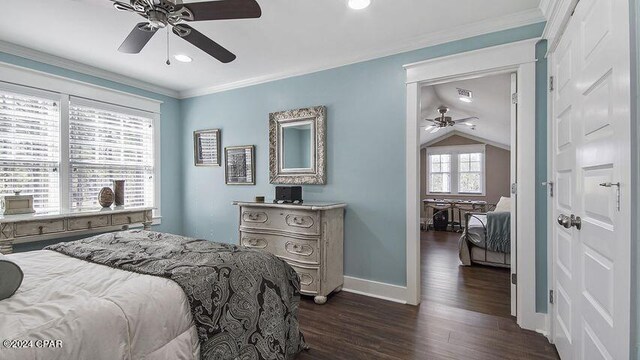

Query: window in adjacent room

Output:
[428, 154, 451, 193]
[458, 152, 483, 194]
[426, 144, 485, 196]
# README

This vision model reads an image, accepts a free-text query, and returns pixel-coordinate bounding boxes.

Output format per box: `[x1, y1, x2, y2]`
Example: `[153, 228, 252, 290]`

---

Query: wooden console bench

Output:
[0, 207, 153, 254]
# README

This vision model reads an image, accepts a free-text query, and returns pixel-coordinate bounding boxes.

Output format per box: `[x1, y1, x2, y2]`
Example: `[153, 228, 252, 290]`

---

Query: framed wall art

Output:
[194, 129, 221, 166]
[225, 145, 255, 185]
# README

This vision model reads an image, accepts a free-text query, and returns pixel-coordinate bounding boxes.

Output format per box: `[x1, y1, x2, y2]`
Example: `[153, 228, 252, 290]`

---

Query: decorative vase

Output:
[113, 180, 125, 206]
[98, 187, 114, 208]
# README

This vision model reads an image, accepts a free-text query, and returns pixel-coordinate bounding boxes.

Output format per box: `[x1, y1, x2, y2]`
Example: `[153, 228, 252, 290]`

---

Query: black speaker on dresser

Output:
[275, 186, 303, 204]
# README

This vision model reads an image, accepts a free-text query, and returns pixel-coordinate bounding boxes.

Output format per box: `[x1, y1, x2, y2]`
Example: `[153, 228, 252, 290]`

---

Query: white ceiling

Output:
[419, 73, 513, 147]
[0, 0, 542, 98]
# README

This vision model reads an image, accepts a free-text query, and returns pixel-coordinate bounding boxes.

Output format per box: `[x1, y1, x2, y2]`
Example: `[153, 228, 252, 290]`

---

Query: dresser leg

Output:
[314, 296, 328, 305]
[334, 286, 343, 293]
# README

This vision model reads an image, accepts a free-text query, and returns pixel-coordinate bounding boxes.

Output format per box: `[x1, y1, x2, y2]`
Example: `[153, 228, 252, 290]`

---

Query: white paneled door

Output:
[550, 0, 631, 359]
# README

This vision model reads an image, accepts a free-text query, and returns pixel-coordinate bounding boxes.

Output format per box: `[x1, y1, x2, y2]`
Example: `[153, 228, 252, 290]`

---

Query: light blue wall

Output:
[180, 22, 546, 287]
[535, 40, 549, 313]
[0, 53, 184, 241]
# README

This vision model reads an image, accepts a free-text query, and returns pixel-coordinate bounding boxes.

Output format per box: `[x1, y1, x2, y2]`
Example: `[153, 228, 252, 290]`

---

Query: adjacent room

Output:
[419, 73, 515, 318]
[0, 0, 637, 359]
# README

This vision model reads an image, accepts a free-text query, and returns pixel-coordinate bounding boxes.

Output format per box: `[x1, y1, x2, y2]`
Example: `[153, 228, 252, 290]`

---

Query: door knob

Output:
[557, 214, 581, 230]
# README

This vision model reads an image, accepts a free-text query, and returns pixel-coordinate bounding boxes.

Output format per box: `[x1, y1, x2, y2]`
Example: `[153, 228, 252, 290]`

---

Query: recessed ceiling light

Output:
[348, 0, 371, 10]
[459, 97, 472, 103]
[174, 54, 192, 63]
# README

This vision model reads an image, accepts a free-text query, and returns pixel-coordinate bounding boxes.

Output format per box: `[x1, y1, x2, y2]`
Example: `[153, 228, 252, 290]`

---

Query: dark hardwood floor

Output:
[421, 230, 512, 317]
[296, 230, 559, 359]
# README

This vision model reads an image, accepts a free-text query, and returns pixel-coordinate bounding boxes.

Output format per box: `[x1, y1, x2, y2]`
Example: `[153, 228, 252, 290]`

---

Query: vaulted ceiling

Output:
[419, 73, 512, 147]
[0, 0, 542, 98]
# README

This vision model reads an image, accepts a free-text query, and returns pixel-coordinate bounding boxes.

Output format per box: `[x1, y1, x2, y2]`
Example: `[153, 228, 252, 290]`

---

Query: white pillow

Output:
[494, 196, 511, 212]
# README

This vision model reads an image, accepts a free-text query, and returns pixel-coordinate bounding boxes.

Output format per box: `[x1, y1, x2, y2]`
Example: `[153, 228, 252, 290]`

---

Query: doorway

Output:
[404, 38, 544, 332]
[418, 73, 516, 318]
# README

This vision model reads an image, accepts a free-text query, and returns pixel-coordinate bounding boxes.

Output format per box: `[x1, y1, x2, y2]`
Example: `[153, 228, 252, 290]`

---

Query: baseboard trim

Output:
[342, 276, 407, 304]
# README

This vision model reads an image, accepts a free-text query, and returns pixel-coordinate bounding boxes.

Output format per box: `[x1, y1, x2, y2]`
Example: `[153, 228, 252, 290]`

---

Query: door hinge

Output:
[549, 290, 554, 304]
[511, 273, 517, 285]
[542, 181, 554, 197]
[511, 183, 518, 195]
[549, 76, 554, 91]
[511, 92, 518, 104]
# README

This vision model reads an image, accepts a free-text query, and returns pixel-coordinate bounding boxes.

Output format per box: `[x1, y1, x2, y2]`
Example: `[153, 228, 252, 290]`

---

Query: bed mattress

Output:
[0, 250, 199, 360]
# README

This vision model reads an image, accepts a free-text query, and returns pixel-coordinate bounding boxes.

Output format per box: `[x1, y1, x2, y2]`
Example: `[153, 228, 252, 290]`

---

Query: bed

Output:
[0, 230, 306, 360]
[458, 197, 511, 268]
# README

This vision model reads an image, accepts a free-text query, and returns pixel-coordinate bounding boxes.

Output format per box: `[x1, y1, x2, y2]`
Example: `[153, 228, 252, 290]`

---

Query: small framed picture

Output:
[225, 145, 255, 185]
[194, 129, 221, 166]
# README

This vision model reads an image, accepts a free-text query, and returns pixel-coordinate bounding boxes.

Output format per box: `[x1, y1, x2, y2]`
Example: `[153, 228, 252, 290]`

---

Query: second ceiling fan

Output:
[110, 0, 262, 63]
[422, 106, 478, 134]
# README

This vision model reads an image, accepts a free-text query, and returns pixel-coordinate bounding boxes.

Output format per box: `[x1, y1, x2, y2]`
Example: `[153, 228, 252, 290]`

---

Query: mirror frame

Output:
[269, 106, 326, 184]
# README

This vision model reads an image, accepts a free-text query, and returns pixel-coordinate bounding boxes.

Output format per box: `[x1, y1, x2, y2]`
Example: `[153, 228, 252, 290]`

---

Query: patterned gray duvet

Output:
[46, 230, 306, 360]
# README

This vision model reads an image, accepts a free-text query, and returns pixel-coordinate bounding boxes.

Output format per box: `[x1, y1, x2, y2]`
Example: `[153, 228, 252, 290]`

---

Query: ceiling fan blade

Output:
[424, 125, 434, 131]
[173, 24, 236, 63]
[454, 116, 479, 123]
[182, 0, 262, 21]
[430, 127, 441, 134]
[112, 1, 135, 12]
[118, 23, 158, 54]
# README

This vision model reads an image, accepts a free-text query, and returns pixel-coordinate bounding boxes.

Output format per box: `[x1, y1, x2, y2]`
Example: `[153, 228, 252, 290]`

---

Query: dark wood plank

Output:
[295, 230, 559, 359]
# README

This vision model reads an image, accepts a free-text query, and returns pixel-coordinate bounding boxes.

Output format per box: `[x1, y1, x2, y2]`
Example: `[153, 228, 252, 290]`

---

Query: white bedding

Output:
[0, 250, 199, 360]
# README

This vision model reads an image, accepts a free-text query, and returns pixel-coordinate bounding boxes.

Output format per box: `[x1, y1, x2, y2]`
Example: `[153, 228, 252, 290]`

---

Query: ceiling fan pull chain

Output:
[165, 27, 171, 66]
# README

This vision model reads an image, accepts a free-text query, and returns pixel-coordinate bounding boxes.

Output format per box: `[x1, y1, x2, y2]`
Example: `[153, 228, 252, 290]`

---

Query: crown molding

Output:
[539, 0, 579, 54]
[0, 40, 180, 99]
[421, 130, 511, 151]
[178, 8, 545, 98]
[0, 8, 543, 100]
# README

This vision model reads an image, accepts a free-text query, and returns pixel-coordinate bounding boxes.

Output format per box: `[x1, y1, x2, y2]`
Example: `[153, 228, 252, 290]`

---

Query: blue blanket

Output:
[486, 211, 511, 253]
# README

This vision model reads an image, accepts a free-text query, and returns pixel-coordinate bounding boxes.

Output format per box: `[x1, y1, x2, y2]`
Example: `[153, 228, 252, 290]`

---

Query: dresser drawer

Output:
[15, 219, 65, 237]
[240, 231, 320, 265]
[289, 264, 320, 295]
[240, 207, 320, 236]
[68, 215, 110, 231]
[112, 212, 145, 226]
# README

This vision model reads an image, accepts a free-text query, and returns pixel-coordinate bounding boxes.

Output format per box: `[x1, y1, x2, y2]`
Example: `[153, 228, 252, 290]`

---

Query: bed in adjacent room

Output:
[0, 230, 306, 360]
[458, 197, 512, 268]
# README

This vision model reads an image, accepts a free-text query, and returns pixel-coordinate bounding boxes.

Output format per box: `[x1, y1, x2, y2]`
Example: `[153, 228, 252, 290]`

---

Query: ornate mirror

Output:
[269, 106, 326, 184]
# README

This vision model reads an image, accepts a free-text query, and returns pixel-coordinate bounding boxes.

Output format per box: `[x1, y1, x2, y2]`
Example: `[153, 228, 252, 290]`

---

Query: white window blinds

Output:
[0, 88, 60, 212]
[69, 98, 154, 211]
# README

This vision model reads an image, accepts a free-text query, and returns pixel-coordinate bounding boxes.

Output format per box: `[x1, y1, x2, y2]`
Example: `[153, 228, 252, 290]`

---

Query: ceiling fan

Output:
[109, 0, 262, 63]
[421, 106, 478, 134]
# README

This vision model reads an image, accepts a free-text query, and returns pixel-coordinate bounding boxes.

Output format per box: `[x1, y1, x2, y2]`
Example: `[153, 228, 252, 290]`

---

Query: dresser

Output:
[233, 201, 346, 304]
[0, 207, 153, 254]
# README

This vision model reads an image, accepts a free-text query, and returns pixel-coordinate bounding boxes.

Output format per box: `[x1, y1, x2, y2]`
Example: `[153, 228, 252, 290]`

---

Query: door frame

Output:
[404, 38, 546, 333]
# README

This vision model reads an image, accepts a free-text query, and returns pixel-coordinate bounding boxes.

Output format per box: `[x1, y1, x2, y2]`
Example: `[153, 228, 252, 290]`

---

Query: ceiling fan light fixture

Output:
[425, 125, 434, 131]
[174, 54, 193, 63]
[348, 0, 371, 10]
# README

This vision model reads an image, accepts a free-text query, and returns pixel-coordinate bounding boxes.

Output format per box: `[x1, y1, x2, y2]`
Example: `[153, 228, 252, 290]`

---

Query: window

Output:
[458, 153, 483, 193]
[0, 81, 159, 215]
[69, 99, 154, 211]
[0, 88, 60, 212]
[426, 145, 485, 195]
[428, 154, 451, 193]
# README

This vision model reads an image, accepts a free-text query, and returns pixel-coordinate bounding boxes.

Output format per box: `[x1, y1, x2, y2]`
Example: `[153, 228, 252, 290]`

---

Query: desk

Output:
[422, 199, 488, 231]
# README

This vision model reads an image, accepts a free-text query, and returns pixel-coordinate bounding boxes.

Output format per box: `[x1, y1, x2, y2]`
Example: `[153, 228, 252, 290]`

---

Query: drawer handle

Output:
[299, 273, 314, 286]
[248, 213, 260, 220]
[243, 237, 266, 249]
[292, 217, 305, 225]
[285, 242, 314, 257]
[38, 226, 44, 235]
